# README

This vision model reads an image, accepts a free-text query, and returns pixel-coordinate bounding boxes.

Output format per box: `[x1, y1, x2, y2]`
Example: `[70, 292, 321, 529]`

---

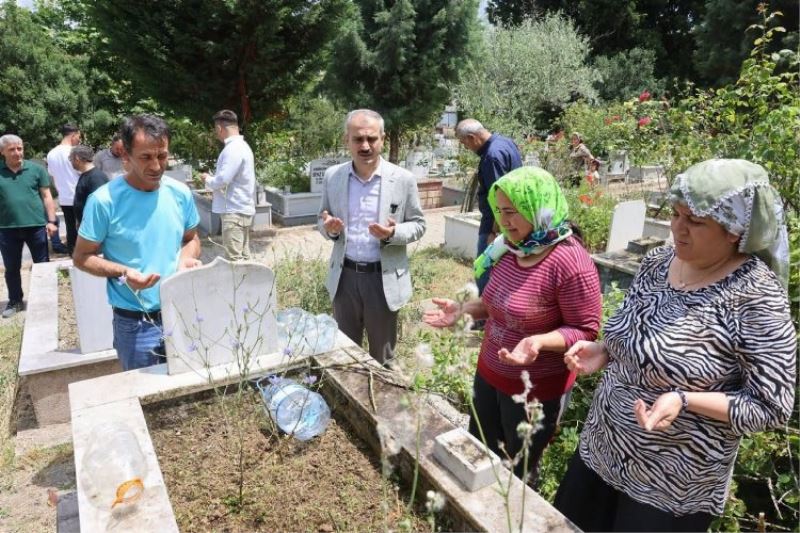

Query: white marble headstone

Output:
[160, 257, 278, 375]
[309, 157, 348, 193]
[406, 150, 433, 178]
[606, 200, 646, 253]
[69, 267, 114, 354]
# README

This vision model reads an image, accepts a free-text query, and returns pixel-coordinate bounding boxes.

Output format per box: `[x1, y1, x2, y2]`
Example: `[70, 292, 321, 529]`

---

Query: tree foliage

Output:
[693, 0, 799, 86]
[593, 47, 665, 102]
[0, 1, 90, 155]
[454, 13, 599, 138]
[83, 0, 352, 125]
[323, 0, 479, 162]
[486, 0, 704, 82]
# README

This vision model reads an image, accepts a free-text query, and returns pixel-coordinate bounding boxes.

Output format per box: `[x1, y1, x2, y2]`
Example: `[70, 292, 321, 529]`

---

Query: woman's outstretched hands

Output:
[498, 336, 542, 365]
[563, 341, 609, 375]
[634, 393, 682, 431]
[423, 298, 460, 328]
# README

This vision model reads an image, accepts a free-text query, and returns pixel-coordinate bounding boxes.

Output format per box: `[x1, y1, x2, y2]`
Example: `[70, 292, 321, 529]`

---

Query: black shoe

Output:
[51, 243, 69, 254]
[2, 301, 23, 318]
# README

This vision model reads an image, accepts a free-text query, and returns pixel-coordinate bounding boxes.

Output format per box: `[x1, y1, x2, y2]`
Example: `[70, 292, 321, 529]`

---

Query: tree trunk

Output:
[388, 128, 400, 163]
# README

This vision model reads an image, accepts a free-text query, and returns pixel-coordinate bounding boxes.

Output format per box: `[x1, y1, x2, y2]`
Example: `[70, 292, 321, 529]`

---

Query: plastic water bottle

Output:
[258, 377, 331, 441]
[80, 422, 147, 510]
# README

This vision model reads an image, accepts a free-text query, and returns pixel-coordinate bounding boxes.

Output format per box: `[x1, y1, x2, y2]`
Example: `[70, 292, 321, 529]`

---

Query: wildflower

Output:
[520, 370, 533, 391]
[162, 327, 173, 338]
[241, 304, 250, 313]
[186, 342, 197, 353]
[282, 347, 293, 357]
[376, 422, 401, 456]
[579, 194, 593, 206]
[116, 273, 127, 286]
[458, 282, 479, 301]
[637, 116, 652, 128]
[301, 374, 318, 385]
[638, 90, 651, 103]
[195, 314, 204, 323]
[414, 343, 434, 369]
[461, 314, 475, 332]
[425, 490, 446, 513]
[229, 338, 240, 349]
[516, 421, 534, 439]
[511, 393, 527, 405]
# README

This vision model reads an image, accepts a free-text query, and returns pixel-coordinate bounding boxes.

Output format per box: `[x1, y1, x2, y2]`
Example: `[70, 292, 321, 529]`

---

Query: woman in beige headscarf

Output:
[554, 159, 795, 532]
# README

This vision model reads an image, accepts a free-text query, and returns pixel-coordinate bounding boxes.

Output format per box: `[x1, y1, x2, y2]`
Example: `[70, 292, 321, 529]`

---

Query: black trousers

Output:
[468, 372, 570, 488]
[61, 205, 77, 255]
[332, 267, 397, 364]
[554, 451, 714, 532]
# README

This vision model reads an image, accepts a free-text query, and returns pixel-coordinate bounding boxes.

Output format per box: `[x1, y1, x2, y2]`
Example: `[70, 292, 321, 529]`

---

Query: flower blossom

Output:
[639, 90, 651, 102]
[638, 116, 652, 128]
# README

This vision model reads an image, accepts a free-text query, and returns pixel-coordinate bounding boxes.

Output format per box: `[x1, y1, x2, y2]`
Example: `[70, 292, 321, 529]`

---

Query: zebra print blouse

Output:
[579, 246, 796, 516]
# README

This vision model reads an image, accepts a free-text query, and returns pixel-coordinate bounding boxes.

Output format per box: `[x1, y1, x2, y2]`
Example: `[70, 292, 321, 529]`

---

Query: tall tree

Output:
[486, 0, 705, 83]
[455, 14, 599, 138]
[323, 0, 480, 162]
[83, 0, 352, 125]
[693, 0, 799, 86]
[0, 1, 90, 155]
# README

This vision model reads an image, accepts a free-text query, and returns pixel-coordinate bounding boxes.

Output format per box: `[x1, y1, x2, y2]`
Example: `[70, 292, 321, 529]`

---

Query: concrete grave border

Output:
[69, 340, 577, 532]
[18, 260, 120, 426]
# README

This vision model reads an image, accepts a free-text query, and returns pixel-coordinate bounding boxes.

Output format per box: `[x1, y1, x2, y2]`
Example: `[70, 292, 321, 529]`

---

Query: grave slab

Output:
[309, 157, 348, 193]
[606, 199, 646, 253]
[160, 257, 279, 375]
[69, 266, 113, 354]
[434, 428, 500, 491]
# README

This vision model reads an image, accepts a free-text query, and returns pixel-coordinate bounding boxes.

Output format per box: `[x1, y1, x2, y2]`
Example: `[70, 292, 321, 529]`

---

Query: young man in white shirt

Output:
[46, 124, 81, 255]
[201, 110, 255, 261]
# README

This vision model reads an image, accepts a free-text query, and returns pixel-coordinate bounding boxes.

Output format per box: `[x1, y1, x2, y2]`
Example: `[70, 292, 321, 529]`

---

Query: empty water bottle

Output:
[257, 377, 331, 441]
[80, 422, 147, 510]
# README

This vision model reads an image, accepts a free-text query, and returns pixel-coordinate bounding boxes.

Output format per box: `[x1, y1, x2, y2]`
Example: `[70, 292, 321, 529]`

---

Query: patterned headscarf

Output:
[669, 159, 789, 288]
[474, 167, 572, 279]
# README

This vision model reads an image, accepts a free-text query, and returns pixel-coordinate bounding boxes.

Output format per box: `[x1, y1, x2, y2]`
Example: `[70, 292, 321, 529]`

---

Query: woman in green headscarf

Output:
[424, 167, 602, 487]
[555, 159, 795, 532]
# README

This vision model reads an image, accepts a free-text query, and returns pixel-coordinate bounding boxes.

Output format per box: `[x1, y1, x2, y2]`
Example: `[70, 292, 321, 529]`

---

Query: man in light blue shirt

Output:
[73, 115, 202, 370]
[201, 109, 255, 261]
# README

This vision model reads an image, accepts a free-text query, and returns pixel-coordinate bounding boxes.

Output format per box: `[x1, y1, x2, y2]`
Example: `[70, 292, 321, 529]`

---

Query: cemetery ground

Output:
[0, 207, 477, 532]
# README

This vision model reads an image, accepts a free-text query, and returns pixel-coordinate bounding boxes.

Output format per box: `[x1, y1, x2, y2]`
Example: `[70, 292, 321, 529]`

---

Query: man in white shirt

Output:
[46, 124, 81, 255]
[93, 133, 126, 179]
[201, 110, 255, 261]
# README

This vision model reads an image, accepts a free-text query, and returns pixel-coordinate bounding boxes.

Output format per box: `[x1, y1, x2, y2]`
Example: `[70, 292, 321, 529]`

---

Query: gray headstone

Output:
[606, 200, 647, 252]
[69, 267, 114, 354]
[309, 157, 348, 193]
[607, 150, 630, 176]
[160, 257, 278, 375]
[406, 150, 433, 178]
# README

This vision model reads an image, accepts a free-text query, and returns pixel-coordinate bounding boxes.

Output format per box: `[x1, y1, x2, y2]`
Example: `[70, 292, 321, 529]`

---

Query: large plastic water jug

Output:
[257, 377, 331, 441]
[80, 422, 147, 510]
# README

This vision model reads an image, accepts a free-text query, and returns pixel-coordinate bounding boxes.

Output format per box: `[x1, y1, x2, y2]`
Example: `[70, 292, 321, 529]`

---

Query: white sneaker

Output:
[2, 302, 23, 319]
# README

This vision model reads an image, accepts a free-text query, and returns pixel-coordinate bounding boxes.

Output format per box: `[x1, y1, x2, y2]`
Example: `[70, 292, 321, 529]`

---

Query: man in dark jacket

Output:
[456, 119, 522, 293]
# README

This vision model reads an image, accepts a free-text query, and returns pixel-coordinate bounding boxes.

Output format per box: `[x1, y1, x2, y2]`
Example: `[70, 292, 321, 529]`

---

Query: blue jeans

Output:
[0, 226, 49, 303]
[476, 232, 491, 294]
[112, 312, 165, 370]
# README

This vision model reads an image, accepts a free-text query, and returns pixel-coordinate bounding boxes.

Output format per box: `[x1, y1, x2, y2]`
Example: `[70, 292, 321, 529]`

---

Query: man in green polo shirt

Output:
[0, 134, 58, 318]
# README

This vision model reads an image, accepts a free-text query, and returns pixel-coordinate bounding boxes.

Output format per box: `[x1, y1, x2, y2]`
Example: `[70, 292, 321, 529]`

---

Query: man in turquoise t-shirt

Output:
[73, 115, 202, 370]
[0, 134, 59, 318]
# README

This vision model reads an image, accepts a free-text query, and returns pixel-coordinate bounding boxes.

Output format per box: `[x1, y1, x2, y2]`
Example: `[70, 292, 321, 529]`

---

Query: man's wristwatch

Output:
[47, 220, 57, 225]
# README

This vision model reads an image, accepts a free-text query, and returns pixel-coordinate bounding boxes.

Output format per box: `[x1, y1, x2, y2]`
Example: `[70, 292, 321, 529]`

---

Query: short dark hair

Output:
[70, 145, 94, 162]
[212, 109, 238, 127]
[120, 115, 171, 153]
[111, 132, 122, 143]
[61, 124, 79, 136]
